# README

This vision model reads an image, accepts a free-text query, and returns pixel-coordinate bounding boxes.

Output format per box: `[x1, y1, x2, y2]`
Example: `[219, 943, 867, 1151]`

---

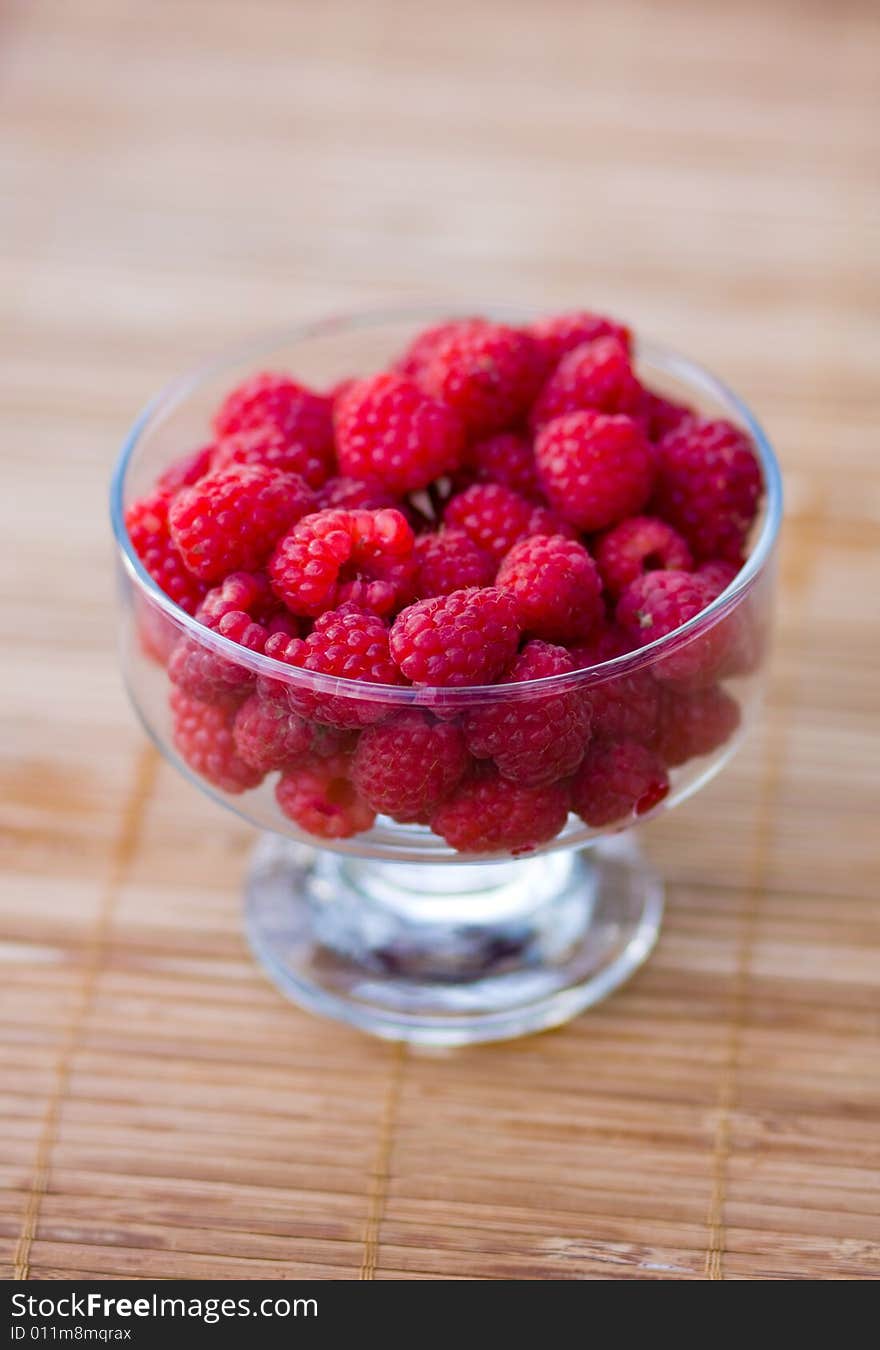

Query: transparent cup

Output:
[111, 308, 782, 1044]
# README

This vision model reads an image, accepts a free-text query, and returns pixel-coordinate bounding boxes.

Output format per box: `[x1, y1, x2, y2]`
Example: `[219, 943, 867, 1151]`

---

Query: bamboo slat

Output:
[1, 0, 878, 1281]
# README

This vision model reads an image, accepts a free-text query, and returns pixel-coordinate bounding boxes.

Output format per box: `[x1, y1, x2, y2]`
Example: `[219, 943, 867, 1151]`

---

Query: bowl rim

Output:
[110, 304, 783, 707]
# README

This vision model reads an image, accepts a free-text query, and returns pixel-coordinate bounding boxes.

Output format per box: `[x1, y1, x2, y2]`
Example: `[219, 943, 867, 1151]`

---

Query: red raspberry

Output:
[170, 687, 263, 794]
[213, 423, 333, 491]
[588, 669, 660, 747]
[697, 559, 740, 598]
[531, 337, 642, 427]
[616, 570, 726, 688]
[156, 445, 214, 497]
[568, 623, 635, 667]
[496, 534, 603, 643]
[276, 751, 376, 840]
[168, 466, 313, 582]
[334, 372, 464, 494]
[654, 685, 741, 768]
[693, 562, 760, 682]
[351, 711, 470, 822]
[413, 528, 496, 598]
[569, 627, 660, 746]
[192, 570, 271, 624]
[316, 475, 397, 512]
[639, 390, 692, 442]
[430, 767, 570, 856]
[464, 642, 591, 787]
[465, 432, 542, 500]
[393, 319, 477, 380]
[125, 492, 207, 615]
[535, 410, 654, 532]
[616, 569, 715, 644]
[168, 613, 265, 703]
[390, 587, 520, 687]
[168, 572, 287, 702]
[232, 694, 312, 773]
[571, 740, 669, 828]
[420, 320, 542, 436]
[594, 515, 693, 598]
[212, 371, 334, 463]
[652, 418, 762, 562]
[269, 507, 415, 619]
[443, 484, 530, 560]
[443, 483, 573, 561]
[262, 606, 404, 728]
[529, 310, 632, 374]
[525, 503, 580, 542]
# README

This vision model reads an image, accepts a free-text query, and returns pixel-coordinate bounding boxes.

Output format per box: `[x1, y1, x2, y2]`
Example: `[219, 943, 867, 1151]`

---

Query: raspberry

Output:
[594, 515, 693, 598]
[571, 740, 669, 828]
[616, 570, 715, 644]
[464, 642, 591, 787]
[616, 570, 726, 688]
[639, 390, 692, 442]
[535, 411, 654, 532]
[232, 694, 312, 773]
[654, 685, 741, 768]
[569, 627, 660, 745]
[568, 623, 635, 667]
[316, 475, 397, 512]
[529, 310, 632, 374]
[212, 371, 334, 465]
[168, 466, 313, 582]
[262, 606, 404, 728]
[531, 337, 642, 427]
[525, 504, 580, 542]
[420, 321, 542, 436]
[430, 767, 570, 856]
[393, 319, 477, 380]
[589, 669, 660, 747]
[351, 711, 470, 822]
[167, 572, 285, 702]
[156, 445, 214, 497]
[413, 528, 496, 598]
[269, 507, 415, 618]
[496, 535, 603, 643]
[276, 751, 376, 840]
[125, 492, 207, 615]
[390, 587, 520, 687]
[213, 423, 333, 491]
[652, 418, 762, 562]
[170, 687, 263, 794]
[334, 372, 464, 494]
[195, 569, 276, 625]
[444, 484, 529, 560]
[443, 483, 571, 561]
[697, 559, 740, 598]
[168, 614, 265, 703]
[465, 432, 542, 500]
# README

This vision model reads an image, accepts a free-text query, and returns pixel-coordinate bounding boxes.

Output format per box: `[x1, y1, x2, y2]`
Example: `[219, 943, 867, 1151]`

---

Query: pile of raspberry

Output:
[126, 311, 763, 855]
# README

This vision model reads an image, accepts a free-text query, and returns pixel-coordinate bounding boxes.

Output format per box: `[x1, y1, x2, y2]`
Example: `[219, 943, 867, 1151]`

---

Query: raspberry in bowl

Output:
[112, 307, 782, 1044]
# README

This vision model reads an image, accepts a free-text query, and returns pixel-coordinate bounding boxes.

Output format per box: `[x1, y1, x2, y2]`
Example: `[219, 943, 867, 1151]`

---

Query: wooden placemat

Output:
[2, 0, 878, 1281]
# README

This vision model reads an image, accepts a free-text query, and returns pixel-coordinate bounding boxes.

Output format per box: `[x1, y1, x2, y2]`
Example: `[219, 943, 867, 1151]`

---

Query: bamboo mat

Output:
[2, 0, 879, 1281]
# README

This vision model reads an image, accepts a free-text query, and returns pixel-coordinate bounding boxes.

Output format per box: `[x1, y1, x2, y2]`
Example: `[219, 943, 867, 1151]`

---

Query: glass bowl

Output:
[110, 307, 782, 1044]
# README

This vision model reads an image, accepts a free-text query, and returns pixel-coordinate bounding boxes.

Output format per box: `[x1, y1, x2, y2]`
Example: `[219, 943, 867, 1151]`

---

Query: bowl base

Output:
[244, 834, 664, 1045]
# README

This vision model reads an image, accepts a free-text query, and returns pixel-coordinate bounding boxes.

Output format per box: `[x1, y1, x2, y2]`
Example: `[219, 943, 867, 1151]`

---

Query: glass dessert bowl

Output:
[111, 307, 782, 1045]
